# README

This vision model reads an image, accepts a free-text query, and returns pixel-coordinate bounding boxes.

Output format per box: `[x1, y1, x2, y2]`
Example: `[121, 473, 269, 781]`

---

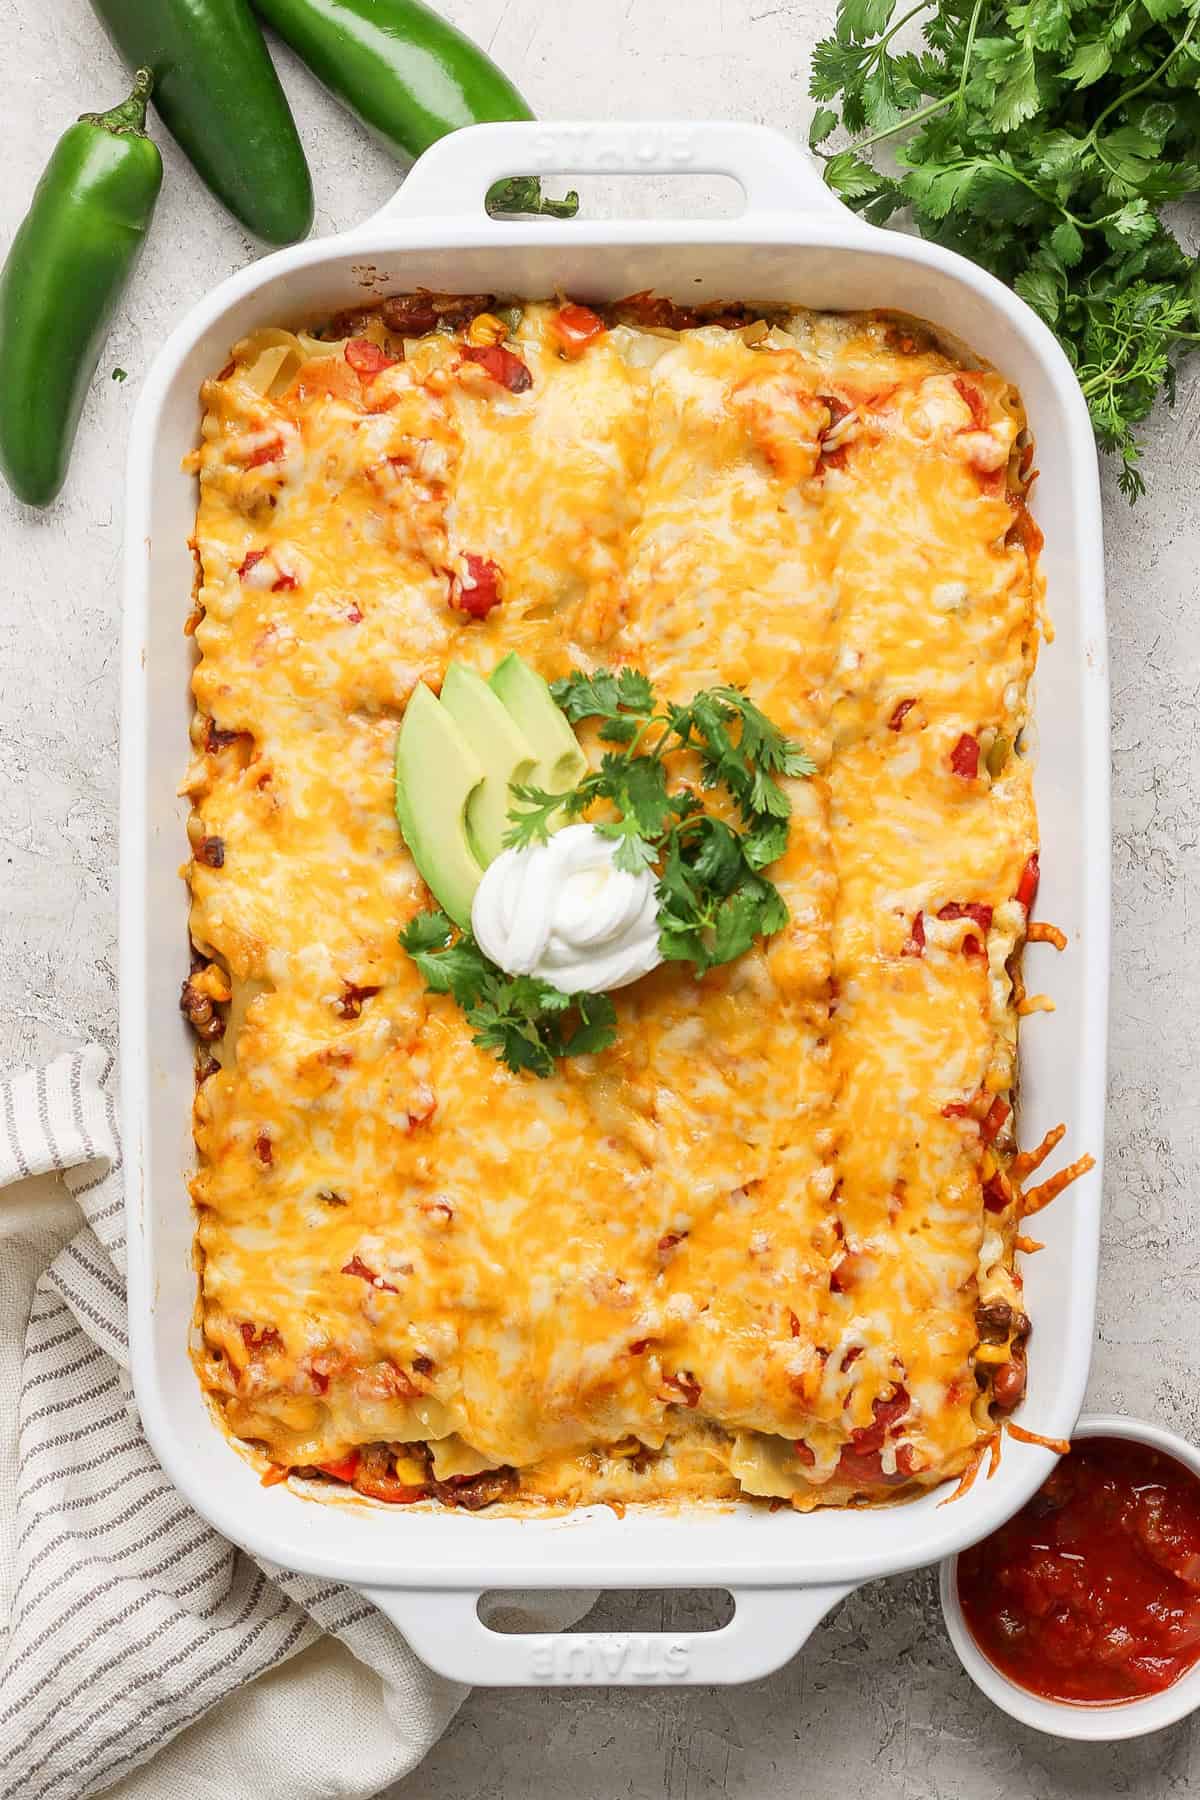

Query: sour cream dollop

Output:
[471, 823, 661, 994]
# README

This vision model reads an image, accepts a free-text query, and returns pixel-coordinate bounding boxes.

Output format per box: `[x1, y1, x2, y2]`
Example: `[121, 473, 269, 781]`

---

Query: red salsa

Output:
[958, 1435, 1200, 1703]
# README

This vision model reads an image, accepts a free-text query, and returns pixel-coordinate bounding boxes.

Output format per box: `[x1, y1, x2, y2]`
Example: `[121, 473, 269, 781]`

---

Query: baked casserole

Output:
[180, 290, 1061, 1513]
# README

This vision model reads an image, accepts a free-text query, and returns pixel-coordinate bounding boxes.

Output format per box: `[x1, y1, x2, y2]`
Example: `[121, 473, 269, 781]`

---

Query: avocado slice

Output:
[394, 681, 487, 930]
[439, 662, 539, 867]
[490, 653, 587, 794]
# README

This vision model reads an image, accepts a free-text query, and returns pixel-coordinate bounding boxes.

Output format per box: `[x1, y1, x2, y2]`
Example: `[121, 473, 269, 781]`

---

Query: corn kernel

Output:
[467, 313, 508, 347]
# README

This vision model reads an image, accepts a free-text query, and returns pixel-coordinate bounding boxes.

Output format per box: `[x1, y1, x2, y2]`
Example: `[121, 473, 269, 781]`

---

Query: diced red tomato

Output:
[449, 553, 503, 619]
[950, 733, 980, 778]
[835, 1387, 912, 1486]
[238, 548, 267, 580]
[851, 1387, 911, 1455]
[271, 571, 298, 592]
[551, 303, 606, 356]
[318, 1453, 361, 1483]
[980, 1096, 1011, 1144]
[340, 1254, 399, 1293]
[942, 1101, 972, 1118]
[616, 290, 698, 330]
[837, 1446, 889, 1484]
[894, 1443, 922, 1477]
[982, 1171, 1012, 1213]
[953, 374, 989, 430]
[663, 1371, 702, 1408]
[817, 393, 853, 432]
[1017, 852, 1040, 911]
[830, 1251, 868, 1293]
[245, 436, 284, 469]
[345, 337, 398, 376]
[1007, 496, 1045, 560]
[937, 901, 993, 933]
[902, 911, 926, 957]
[460, 343, 532, 393]
[240, 1322, 282, 1353]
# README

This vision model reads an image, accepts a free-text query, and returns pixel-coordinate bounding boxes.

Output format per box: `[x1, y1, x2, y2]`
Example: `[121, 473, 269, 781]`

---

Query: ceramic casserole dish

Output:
[120, 119, 1109, 1687]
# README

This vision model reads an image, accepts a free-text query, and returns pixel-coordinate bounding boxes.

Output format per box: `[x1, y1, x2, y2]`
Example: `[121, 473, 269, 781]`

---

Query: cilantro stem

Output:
[954, 0, 985, 111]
[870, 0, 930, 57]
[625, 715, 674, 761]
[831, 91, 954, 156]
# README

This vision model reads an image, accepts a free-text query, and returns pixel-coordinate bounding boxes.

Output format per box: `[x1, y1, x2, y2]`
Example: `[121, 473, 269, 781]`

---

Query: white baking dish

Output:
[120, 120, 1109, 1687]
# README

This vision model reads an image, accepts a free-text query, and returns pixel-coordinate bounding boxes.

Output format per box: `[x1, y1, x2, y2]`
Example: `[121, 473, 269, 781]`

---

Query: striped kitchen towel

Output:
[0, 1049, 584, 1800]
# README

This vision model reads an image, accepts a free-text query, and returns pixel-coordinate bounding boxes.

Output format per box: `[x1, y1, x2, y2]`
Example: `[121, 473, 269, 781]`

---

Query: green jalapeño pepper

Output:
[90, 0, 314, 245]
[0, 71, 163, 508]
[251, 0, 578, 216]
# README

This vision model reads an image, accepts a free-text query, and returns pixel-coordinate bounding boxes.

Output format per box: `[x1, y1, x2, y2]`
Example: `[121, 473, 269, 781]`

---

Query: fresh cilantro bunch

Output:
[399, 911, 617, 1078]
[512, 670, 815, 973]
[809, 0, 1200, 497]
[399, 671, 816, 1077]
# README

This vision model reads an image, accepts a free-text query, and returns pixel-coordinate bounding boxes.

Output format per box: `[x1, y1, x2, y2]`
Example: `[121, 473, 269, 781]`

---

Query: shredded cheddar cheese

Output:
[184, 296, 1050, 1512]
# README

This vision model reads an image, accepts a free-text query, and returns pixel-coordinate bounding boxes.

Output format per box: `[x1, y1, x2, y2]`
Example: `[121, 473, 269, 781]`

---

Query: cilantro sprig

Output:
[400, 910, 617, 1078]
[809, 0, 1200, 498]
[400, 672, 815, 1077]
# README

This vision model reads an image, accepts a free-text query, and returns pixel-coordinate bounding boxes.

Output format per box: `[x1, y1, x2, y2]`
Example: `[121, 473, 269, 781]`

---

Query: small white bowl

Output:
[940, 1413, 1200, 1740]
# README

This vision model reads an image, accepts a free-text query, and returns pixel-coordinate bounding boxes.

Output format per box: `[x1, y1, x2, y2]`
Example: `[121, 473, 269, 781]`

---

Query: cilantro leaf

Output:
[400, 914, 492, 1000]
[1049, 218, 1084, 268]
[550, 668, 655, 732]
[823, 149, 897, 202]
[710, 877, 788, 967]
[610, 751, 674, 838]
[1063, 37, 1112, 86]
[557, 991, 618, 1058]
[467, 1001, 556, 1077]
[809, 105, 840, 148]
[399, 909, 456, 955]
[616, 668, 655, 713]
[686, 817, 746, 895]
[991, 42, 1040, 134]
[839, 0, 897, 42]
[504, 782, 576, 850]
[743, 817, 791, 871]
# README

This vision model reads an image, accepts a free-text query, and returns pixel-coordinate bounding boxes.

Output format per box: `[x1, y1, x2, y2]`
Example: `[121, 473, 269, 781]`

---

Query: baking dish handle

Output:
[366, 120, 852, 228]
[361, 1581, 858, 1686]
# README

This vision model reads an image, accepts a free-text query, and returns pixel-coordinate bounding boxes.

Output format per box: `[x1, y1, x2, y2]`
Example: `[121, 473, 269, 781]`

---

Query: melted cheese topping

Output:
[185, 300, 1042, 1512]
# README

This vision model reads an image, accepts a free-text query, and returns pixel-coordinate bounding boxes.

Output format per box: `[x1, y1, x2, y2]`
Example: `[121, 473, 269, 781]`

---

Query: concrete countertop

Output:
[2, 2, 1197, 1795]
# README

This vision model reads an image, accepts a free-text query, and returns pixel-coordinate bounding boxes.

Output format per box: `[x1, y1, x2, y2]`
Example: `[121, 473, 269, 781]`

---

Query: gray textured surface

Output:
[2, 1, 1197, 1793]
